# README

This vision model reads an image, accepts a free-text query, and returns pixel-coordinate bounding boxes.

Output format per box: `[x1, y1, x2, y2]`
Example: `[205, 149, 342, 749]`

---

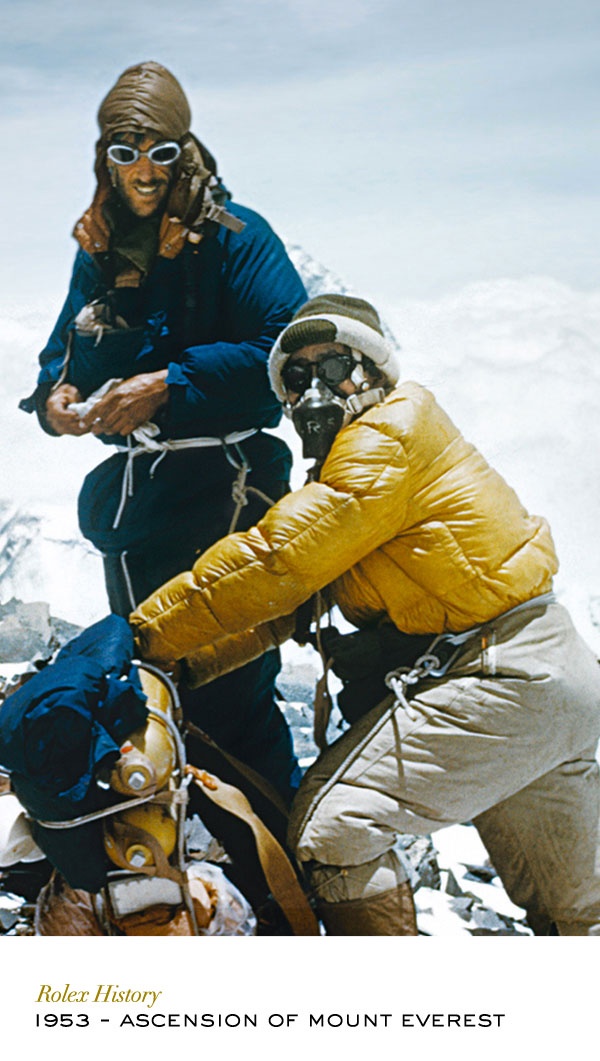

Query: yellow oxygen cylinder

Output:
[104, 667, 180, 870]
[108, 669, 176, 797]
[104, 803, 177, 869]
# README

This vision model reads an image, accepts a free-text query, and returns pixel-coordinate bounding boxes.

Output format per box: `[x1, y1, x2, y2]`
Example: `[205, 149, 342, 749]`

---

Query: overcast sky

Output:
[1, 0, 599, 310]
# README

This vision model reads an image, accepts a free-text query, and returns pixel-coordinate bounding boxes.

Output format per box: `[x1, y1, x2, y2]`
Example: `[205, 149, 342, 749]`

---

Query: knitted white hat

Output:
[269, 294, 399, 402]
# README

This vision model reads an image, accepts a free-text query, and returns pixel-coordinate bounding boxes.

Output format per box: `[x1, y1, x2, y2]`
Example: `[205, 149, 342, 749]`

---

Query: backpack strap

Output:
[186, 765, 319, 936]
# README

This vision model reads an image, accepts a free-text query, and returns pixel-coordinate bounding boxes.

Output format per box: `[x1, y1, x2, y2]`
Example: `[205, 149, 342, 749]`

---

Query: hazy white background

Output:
[1, 0, 599, 647]
[2, 0, 599, 303]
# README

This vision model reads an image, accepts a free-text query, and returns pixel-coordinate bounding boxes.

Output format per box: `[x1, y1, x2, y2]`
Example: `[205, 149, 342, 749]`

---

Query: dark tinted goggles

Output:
[281, 352, 356, 396]
[106, 141, 182, 166]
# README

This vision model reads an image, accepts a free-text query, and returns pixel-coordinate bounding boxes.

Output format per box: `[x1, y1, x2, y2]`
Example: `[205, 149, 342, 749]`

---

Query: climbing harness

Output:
[110, 429, 265, 612]
[112, 427, 258, 530]
[385, 591, 557, 709]
[309, 591, 558, 750]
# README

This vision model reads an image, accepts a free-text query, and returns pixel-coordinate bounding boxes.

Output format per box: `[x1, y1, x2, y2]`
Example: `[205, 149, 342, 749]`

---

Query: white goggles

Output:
[106, 141, 182, 166]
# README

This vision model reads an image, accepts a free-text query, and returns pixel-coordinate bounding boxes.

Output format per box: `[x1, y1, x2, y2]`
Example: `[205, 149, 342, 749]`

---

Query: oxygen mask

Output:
[289, 378, 348, 461]
[284, 350, 385, 464]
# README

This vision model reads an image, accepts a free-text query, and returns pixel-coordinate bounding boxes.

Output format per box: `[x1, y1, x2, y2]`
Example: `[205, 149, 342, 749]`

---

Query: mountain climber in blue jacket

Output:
[21, 61, 307, 803]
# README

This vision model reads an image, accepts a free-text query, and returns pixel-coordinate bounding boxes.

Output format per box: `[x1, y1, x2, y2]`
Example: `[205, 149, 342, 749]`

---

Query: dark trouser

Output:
[95, 435, 300, 805]
[179, 652, 301, 803]
[183, 725, 295, 922]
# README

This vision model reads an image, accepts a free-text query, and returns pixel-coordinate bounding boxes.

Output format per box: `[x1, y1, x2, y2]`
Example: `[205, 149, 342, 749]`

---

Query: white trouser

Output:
[289, 602, 600, 934]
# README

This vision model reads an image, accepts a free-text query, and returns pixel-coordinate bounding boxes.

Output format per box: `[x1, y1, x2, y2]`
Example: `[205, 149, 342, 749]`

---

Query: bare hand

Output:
[80, 371, 169, 436]
[45, 384, 90, 435]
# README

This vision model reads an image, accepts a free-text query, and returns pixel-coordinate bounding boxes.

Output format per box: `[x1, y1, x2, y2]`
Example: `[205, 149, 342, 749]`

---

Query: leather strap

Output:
[187, 765, 319, 936]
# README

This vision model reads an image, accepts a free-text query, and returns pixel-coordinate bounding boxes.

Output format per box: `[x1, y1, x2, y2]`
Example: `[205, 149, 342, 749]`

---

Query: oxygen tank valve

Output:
[127, 770, 151, 792]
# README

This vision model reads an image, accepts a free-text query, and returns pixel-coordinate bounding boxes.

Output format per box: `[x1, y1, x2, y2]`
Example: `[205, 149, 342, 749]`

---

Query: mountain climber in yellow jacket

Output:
[131, 294, 600, 936]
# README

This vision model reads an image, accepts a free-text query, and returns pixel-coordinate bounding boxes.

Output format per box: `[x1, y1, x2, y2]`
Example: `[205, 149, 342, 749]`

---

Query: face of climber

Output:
[280, 342, 367, 462]
[105, 131, 178, 218]
[281, 342, 361, 405]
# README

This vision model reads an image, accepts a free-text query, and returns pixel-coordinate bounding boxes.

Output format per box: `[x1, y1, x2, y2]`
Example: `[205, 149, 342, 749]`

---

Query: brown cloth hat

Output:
[97, 61, 192, 143]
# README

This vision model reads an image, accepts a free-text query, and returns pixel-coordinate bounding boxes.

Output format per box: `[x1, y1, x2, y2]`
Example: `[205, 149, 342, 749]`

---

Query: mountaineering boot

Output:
[317, 882, 418, 935]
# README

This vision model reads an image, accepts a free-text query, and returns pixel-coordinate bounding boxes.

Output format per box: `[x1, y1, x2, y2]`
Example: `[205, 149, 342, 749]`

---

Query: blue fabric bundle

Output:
[0, 614, 148, 890]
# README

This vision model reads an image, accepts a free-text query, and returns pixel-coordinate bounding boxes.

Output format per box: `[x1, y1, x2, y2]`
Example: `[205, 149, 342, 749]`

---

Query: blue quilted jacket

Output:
[30, 201, 306, 440]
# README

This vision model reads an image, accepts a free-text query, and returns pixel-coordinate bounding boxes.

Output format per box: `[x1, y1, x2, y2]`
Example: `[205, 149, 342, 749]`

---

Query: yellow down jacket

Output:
[130, 382, 558, 683]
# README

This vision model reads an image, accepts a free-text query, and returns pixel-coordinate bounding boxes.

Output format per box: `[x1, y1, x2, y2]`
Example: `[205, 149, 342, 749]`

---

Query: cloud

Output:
[2, 0, 598, 303]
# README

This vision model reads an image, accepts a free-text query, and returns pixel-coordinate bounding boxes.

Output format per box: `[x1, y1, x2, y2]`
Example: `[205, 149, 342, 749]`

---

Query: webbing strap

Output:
[187, 765, 319, 936]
